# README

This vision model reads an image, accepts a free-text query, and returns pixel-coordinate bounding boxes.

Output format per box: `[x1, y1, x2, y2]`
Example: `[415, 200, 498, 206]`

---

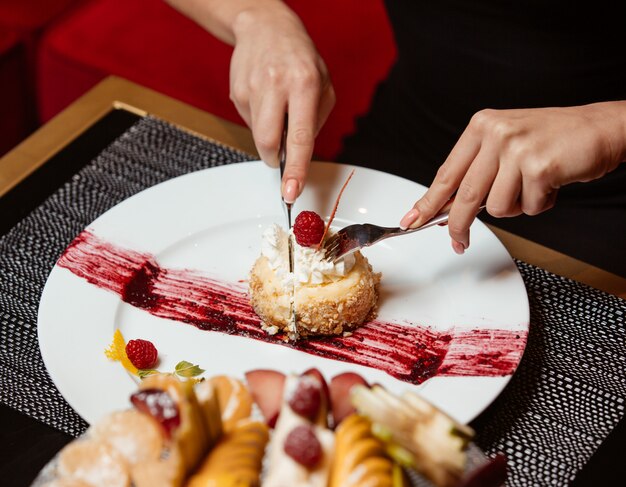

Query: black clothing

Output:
[338, 0, 626, 275]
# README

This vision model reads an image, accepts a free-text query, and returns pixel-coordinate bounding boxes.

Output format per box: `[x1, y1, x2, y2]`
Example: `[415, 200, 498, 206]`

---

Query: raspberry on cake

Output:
[249, 211, 380, 338]
[293, 211, 325, 247]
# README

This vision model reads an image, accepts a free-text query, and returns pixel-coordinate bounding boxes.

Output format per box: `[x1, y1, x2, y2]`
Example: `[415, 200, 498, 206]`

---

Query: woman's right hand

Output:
[230, 6, 335, 203]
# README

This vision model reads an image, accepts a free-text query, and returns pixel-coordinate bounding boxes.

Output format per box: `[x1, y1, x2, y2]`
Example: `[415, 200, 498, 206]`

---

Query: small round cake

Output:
[249, 223, 379, 338]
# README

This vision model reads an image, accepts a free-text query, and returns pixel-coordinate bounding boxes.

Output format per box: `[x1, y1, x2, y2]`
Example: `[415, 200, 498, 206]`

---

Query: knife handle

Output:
[278, 115, 288, 185]
[278, 115, 292, 227]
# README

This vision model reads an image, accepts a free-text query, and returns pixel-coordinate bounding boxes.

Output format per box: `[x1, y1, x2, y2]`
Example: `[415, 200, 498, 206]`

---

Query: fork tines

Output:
[323, 234, 342, 261]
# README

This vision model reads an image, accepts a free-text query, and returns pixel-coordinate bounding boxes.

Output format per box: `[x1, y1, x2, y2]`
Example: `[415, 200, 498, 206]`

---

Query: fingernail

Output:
[399, 209, 419, 230]
[283, 178, 299, 204]
[452, 240, 466, 255]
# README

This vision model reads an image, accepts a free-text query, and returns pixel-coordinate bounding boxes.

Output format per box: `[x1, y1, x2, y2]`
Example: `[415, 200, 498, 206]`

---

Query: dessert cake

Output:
[330, 414, 397, 487]
[35, 367, 496, 487]
[249, 211, 380, 338]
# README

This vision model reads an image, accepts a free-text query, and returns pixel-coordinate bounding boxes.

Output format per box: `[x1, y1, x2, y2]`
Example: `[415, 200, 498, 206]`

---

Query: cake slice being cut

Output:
[249, 217, 380, 338]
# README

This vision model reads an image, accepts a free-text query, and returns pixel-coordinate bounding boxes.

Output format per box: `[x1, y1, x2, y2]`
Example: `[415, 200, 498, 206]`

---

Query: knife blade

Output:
[278, 116, 299, 340]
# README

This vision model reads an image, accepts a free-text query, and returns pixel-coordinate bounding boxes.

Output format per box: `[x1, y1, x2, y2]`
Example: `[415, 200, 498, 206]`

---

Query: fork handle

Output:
[401, 200, 485, 235]
[405, 199, 454, 233]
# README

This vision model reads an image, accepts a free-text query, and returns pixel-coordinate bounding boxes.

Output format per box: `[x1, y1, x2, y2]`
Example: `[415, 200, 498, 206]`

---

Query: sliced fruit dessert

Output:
[329, 371, 369, 427]
[263, 372, 335, 487]
[249, 170, 381, 339]
[91, 409, 164, 466]
[298, 367, 331, 426]
[245, 368, 334, 429]
[186, 419, 269, 487]
[330, 414, 407, 487]
[244, 369, 286, 428]
[40, 366, 504, 487]
[351, 384, 474, 487]
[41, 373, 223, 487]
[129, 373, 219, 485]
[197, 374, 253, 433]
[53, 437, 130, 487]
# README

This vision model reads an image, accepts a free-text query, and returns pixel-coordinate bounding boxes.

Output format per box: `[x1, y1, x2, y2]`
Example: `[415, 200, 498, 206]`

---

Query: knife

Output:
[278, 116, 299, 340]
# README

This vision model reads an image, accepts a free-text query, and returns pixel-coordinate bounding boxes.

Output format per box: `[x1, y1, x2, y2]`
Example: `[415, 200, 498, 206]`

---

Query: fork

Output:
[324, 201, 486, 261]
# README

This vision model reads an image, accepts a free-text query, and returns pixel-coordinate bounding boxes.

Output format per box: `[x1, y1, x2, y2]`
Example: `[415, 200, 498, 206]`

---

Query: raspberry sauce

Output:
[58, 231, 527, 385]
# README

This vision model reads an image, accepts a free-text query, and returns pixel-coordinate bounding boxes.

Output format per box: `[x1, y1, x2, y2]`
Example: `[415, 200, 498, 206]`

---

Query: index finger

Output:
[406, 128, 481, 228]
[282, 88, 320, 203]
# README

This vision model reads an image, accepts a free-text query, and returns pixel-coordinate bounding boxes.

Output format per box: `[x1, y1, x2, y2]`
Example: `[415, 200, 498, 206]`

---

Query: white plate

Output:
[38, 161, 528, 425]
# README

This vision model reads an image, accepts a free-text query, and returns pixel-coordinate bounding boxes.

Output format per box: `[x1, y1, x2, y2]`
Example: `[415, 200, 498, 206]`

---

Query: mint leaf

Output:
[175, 361, 205, 378]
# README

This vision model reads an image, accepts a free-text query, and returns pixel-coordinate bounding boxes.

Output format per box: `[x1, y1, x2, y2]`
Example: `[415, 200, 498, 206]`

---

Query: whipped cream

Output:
[260, 224, 355, 289]
[261, 224, 294, 290]
[294, 241, 355, 286]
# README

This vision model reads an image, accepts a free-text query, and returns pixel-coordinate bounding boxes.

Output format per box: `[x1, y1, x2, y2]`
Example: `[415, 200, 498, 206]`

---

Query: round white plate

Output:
[38, 161, 528, 425]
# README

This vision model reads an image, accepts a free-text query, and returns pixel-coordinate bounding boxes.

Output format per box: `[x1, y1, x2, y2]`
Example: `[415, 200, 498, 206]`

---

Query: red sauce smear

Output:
[58, 231, 527, 385]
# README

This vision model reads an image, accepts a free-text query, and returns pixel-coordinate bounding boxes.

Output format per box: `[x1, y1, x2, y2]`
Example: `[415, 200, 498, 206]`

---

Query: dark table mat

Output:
[1, 116, 624, 486]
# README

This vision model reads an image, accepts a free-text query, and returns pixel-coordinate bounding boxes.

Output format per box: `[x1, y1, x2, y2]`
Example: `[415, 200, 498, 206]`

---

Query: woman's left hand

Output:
[399, 101, 626, 254]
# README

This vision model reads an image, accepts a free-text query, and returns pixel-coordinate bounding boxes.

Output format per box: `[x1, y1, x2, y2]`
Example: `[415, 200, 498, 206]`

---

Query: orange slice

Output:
[104, 329, 138, 376]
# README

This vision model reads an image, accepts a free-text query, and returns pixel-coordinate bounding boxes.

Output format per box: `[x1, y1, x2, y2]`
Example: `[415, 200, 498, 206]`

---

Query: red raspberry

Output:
[293, 211, 325, 247]
[288, 377, 322, 421]
[284, 424, 323, 468]
[125, 339, 158, 369]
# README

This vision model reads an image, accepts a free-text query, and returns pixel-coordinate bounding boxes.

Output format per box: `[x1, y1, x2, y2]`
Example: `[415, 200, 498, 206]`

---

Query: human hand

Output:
[399, 102, 626, 254]
[230, 7, 335, 203]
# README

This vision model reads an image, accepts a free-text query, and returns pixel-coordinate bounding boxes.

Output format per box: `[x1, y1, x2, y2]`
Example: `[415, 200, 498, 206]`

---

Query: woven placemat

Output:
[1, 116, 624, 486]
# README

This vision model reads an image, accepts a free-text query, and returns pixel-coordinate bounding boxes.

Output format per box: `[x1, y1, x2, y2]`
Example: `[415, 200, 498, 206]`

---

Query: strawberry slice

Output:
[302, 368, 330, 426]
[329, 372, 369, 427]
[245, 369, 286, 428]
